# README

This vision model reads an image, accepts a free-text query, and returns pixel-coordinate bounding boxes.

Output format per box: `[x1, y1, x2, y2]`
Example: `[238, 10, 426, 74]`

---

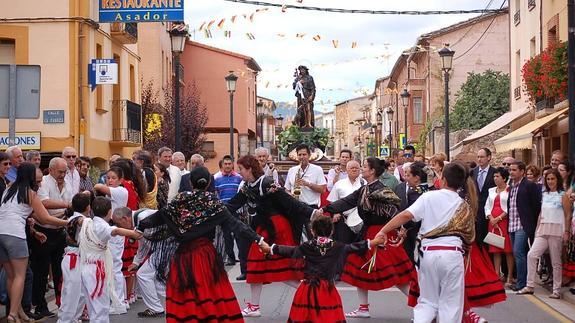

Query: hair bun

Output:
[197, 178, 208, 186]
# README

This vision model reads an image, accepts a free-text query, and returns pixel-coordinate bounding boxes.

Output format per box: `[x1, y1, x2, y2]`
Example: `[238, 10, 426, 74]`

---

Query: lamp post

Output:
[376, 111, 383, 154]
[400, 87, 410, 149]
[386, 106, 394, 154]
[258, 112, 265, 147]
[438, 43, 455, 160]
[225, 71, 238, 159]
[169, 24, 188, 152]
[274, 114, 284, 160]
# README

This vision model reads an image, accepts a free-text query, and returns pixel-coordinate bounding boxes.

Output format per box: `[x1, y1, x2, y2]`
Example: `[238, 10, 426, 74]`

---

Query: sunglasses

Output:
[65, 155, 77, 159]
[502, 163, 511, 166]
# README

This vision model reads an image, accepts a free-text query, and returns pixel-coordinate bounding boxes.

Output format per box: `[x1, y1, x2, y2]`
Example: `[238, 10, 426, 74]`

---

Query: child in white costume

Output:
[93, 167, 130, 313]
[376, 162, 477, 323]
[79, 197, 142, 323]
[57, 193, 91, 323]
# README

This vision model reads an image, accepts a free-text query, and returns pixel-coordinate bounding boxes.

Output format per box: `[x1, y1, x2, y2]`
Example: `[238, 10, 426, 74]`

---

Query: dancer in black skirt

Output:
[137, 166, 265, 323]
[322, 157, 418, 318]
[261, 215, 384, 323]
[226, 155, 322, 317]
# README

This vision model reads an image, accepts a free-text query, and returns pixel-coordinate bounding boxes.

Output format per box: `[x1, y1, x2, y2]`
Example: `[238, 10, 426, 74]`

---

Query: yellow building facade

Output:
[0, 0, 142, 163]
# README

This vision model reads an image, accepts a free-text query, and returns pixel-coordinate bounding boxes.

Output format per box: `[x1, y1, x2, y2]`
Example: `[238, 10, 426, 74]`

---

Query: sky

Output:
[183, 0, 506, 113]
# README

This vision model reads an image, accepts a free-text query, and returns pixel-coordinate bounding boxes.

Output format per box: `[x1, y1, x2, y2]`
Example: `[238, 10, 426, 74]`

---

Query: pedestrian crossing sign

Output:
[379, 145, 389, 157]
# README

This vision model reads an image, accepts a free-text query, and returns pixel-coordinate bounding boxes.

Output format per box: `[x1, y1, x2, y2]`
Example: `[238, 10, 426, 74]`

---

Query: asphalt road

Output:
[41, 264, 575, 323]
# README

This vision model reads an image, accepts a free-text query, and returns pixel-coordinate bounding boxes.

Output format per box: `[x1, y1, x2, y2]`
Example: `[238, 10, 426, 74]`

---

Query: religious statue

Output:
[292, 65, 316, 129]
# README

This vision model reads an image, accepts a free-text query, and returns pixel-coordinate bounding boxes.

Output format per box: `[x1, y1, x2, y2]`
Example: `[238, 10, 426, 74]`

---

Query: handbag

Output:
[484, 225, 505, 249]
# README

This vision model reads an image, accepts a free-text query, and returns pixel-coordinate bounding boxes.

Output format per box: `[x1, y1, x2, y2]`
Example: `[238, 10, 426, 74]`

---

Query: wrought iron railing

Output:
[513, 86, 521, 100]
[514, 10, 520, 25]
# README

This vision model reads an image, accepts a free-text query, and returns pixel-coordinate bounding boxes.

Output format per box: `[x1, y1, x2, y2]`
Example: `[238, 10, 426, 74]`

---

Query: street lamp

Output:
[438, 43, 455, 160]
[400, 87, 410, 149]
[386, 106, 394, 153]
[169, 23, 188, 152]
[258, 112, 265, 147]
[225, 71, 238, 159]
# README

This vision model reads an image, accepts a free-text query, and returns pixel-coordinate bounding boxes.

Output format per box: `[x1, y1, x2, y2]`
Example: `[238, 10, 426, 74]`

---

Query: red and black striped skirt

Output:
[246, 214, 304, 284]
[342, 225, 418, 306]
[288, 279, 345, 323]
[121, 237, 138, 277]
[166, 238, 243, 323]
[563, 261, 575, 278]
[464, 243, 506, 308]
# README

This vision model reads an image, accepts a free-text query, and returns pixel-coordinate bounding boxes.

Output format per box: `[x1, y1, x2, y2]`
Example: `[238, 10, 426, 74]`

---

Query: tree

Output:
[450, 70, 510, 131]
[141, 80, 208, 158]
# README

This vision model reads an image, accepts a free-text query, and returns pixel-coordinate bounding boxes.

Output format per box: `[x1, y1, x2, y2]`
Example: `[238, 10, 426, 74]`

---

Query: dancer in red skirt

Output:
[138, 166, 265, 323]
[226, 155, 322, 317]
[323, 157, 418, 318]
[261, 215, 384, 323]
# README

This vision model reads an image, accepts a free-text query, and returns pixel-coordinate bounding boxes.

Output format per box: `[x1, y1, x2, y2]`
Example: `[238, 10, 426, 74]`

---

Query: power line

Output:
[454, 0, 507, 60]
[450, 0, 495, 47]
[222, 0, 507, 15]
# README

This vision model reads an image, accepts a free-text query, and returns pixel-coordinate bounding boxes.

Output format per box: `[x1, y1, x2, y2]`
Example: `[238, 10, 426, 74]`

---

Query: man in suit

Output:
[507, 161, 542, 291]
[472, 148, 497, 247]
[179, 154, 215, 193]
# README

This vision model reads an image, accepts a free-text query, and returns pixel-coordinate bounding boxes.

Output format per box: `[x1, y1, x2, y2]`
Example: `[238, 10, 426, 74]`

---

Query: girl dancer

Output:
[261, 215, 384, 322]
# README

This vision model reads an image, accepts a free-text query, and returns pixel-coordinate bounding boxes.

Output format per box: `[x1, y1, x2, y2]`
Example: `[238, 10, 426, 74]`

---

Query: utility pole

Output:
[568, 0, 575, 161]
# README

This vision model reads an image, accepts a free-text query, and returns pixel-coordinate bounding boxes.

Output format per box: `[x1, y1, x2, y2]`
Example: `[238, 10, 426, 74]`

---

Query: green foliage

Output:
[450, 70, 510, 131]
[277, 126, 332, 156]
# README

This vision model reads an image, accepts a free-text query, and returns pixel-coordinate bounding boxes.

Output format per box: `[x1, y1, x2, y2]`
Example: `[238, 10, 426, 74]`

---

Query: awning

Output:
[494, 107, 568, 152]
[449, 106, 530, 156]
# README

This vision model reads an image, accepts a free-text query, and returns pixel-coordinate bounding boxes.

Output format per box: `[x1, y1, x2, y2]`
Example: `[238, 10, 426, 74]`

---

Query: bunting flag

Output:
[246, 32, 255, 40]
[351, 41, 358, 48]
[332, 40, 339, 48]
[277, 33, 286, 37]
[312, 35, 321, 41]
[217, 18, 225, 29]
[198, 22, 206, 31]
[204, 29, 212, 38]
[249, 13, 255, 21]
[265, 81, 270, 88]
[224, 30, 231, 37]
[207, 20, 216, 29]
[231, 15, 237, 23]
[281, 4, 287, 12]
[296, 33, 306, 38]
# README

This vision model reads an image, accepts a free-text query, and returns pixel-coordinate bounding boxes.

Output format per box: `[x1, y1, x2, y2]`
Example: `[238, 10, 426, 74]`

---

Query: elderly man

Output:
[172, 151, 189, 175]
[255, 147, 279, 184]
[62, 147, 80, 195]
[31, 157, 74, 319]
[25, 150, 42, 168]
[158, 147, 181, 201]
[502, 156, 515, 170]
[5, 145, 23, 182]
[179, 154, 215, 193]
[327, 149, 351, 191]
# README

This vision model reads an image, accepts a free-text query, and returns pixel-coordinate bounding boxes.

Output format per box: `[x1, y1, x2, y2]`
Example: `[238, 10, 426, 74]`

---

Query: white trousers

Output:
[414, 249, 464, 323]
[137, 258, 166, 312]
[527, 235, 563, 294]
[81, 261, 109, 323]
[109, 236, 126, 303]
[57, 251, 86, 323]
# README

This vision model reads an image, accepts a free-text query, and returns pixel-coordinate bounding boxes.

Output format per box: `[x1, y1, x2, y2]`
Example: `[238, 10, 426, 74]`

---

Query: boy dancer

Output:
[79, 197, 142, 323]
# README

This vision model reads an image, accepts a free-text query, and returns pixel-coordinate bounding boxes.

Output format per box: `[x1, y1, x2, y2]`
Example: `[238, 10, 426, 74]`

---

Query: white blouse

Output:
[484, 186, 509, 218]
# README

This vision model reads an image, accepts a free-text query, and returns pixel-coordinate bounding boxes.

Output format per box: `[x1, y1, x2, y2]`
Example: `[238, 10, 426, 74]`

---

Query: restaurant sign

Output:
[99, 0, 184, 22]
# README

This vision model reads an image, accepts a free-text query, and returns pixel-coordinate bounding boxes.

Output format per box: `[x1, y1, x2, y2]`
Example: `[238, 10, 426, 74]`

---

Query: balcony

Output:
[528, 0, 536, 11]
[513, 86, 521, 100]
[514, 10, 520, 26]
[110, 22, 138, 44]
[111, 100, 142, 147]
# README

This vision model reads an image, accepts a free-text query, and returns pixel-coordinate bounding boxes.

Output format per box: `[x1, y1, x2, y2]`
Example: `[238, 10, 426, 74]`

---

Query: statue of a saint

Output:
[292, 65, 316, 129]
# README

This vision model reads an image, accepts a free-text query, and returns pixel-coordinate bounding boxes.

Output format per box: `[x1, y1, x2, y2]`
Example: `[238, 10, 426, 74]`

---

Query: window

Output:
[413, 97, 423, 124]
[0, 39, 15, 64]
[129, 64, 135, 102]
[548, 26, 557, 46]
[202, 141, 215, 152]
[515, 50, 521, 84]
[529, 37, 536, 58]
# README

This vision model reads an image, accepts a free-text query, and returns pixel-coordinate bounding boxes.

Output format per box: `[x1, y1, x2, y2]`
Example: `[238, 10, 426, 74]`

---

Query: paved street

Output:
[40, 264, 575, 323]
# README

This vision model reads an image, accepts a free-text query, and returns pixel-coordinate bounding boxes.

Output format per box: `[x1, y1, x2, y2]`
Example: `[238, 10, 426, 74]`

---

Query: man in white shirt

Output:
[285, 144, 327, 208]
[62, 147, 80, 195]
[327, 160, 364, 243]
[172, 151, 190, 175]
[326, 149, 352, 192]
[255, 147, 279, 184]
[158, 147, 181, 202]
[32, 157, 74, 318]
